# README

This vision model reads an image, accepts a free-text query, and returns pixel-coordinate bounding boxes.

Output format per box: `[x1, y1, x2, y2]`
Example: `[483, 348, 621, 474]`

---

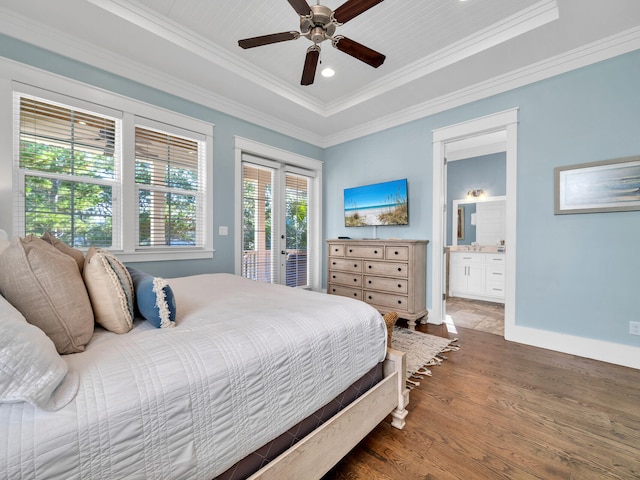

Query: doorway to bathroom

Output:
[430, 109, 518, 339]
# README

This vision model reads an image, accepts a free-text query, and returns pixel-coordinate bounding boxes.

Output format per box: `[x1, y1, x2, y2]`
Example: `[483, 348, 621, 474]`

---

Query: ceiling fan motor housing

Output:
[301, 4, 336, 43]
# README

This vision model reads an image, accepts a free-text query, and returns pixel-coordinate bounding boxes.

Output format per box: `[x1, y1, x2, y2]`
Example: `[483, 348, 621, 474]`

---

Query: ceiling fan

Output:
[238, 0, 386, 86]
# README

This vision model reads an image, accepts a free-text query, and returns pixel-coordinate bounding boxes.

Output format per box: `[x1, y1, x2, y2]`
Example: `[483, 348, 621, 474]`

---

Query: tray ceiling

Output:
[1, 0, 639, 146]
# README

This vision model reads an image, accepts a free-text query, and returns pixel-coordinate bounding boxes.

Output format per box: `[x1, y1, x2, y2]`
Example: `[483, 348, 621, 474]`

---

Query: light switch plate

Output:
[219, 226, 228, 236]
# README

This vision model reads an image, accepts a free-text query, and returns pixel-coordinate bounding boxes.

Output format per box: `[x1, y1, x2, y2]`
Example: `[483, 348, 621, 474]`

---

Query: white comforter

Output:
[1, 273, 386, 479]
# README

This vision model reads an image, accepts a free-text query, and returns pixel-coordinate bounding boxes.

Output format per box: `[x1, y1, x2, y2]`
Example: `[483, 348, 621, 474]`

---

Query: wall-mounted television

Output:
[344, 178, 408, 227]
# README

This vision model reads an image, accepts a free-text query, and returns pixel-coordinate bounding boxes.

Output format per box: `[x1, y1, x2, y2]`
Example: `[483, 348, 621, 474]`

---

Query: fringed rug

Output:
[391, 326, 459, 389]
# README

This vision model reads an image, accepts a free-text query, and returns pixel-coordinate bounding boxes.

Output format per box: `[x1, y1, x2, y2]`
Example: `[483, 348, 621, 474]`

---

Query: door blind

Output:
[241, 163, 274, 282]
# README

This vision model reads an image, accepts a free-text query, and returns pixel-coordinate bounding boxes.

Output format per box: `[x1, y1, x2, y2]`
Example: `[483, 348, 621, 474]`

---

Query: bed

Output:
[0, 236, 408, 480]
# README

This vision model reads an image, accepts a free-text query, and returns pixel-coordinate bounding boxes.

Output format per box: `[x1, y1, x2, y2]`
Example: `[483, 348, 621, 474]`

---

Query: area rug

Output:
[391, 326, 459, 388]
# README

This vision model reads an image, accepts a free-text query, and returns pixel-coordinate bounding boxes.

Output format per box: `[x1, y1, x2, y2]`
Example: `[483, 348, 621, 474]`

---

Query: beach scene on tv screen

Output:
[344, 179, 408, 226]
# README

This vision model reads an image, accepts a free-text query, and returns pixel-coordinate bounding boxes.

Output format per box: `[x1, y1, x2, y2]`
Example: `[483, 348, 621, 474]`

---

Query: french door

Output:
[241, 156, 313, 288]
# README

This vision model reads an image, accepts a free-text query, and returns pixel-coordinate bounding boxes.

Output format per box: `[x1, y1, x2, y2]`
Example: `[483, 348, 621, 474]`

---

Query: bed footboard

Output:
[248, 348, 408, 480]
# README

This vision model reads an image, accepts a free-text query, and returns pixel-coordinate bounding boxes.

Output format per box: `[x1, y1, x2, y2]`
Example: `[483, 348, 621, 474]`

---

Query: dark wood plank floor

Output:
[323, 322, 640, 480]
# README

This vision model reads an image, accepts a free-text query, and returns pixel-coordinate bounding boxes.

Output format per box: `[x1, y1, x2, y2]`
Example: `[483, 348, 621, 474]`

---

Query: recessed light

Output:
[321, 67, 335, 78]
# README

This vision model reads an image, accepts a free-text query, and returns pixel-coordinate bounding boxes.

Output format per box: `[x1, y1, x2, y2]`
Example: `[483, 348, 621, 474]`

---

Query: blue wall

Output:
[324, 49, 640, 348]
[2, 32, 639, 349]
[446, 153, 506, 245]
[0, 34, 323, 278]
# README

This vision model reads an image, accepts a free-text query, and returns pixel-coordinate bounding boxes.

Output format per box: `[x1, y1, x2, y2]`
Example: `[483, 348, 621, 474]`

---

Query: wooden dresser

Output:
[327, 239, 428, 329]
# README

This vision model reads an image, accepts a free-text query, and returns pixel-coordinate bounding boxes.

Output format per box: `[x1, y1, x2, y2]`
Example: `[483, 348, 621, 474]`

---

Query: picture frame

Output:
[457, 206, 464, 239]
[554, 155, 640, 214]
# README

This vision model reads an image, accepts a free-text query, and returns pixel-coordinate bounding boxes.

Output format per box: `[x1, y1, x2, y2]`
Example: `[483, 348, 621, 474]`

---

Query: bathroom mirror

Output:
[451, 196, 506, 246]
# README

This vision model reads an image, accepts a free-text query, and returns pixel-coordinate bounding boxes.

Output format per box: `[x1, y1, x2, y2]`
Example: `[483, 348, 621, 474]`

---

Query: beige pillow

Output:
[83, 247, 134, 334]
[40, 231, 85, 273]
[0, 236, 94, 354]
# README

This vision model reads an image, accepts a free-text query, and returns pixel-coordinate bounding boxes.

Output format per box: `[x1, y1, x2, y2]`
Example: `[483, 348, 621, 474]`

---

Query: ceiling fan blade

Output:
[238, 31, 300, 49]
[288, 0, 312, 17]
[333, 0, 384, 24]
[333, 36, 385, 68]
[301, 46, 320, 86]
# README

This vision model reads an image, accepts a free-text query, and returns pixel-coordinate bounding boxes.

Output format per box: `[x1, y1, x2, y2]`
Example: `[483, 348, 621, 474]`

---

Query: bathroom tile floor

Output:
[445, 296, 504, 336]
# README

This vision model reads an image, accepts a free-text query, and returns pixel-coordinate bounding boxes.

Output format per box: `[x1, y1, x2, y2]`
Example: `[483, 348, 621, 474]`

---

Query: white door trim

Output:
[431, 109, 518, 340]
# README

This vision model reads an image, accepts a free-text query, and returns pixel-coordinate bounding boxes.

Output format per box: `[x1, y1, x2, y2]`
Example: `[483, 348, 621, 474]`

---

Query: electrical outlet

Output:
[630, 321, 640, 336]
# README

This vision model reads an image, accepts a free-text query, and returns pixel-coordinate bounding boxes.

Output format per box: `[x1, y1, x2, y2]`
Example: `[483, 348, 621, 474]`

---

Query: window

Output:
[17, 96, 119, 248]
[12, 84, 213, 261]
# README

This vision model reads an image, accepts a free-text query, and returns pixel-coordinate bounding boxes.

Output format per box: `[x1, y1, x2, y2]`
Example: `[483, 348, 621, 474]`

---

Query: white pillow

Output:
[0, 294, 79, 411]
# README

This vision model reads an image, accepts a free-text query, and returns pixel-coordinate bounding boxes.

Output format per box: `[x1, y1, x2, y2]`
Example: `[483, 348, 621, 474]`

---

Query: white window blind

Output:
[16, 95, 120, 248]
[241, 155, 314, 288]
[135, 126, 205, 248]
[241, 163, 274, 282]
[284, 172, 311, 288]
[13, 85, 212, 261]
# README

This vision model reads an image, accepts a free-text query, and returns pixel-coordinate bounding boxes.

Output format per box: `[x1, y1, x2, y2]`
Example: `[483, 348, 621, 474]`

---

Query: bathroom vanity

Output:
[448, 246, 505, 303]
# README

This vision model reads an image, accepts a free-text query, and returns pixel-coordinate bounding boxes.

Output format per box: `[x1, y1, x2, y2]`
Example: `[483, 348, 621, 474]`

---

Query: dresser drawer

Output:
[329, 258, 362, 273]
[385, 246, 409, 261]
[328, 284, 362, 300]
[364, 261, 408, 278]
[364, 290, 408, 310]
[345, 245, 384, 259]
[329, 272, 362, 287]
[364, 276, 408, 294]
[327, 243, 345, 257]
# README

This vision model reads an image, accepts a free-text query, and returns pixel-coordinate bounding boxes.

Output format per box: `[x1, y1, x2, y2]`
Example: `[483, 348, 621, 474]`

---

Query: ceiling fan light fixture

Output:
[321, 67, 335, 78]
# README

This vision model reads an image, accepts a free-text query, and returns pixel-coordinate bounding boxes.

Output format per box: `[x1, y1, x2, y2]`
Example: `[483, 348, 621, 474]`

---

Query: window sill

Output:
[114, 249, 215, 263]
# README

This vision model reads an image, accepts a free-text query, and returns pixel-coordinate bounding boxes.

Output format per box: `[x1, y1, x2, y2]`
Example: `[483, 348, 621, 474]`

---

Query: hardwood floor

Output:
[323, 323, 640, 480]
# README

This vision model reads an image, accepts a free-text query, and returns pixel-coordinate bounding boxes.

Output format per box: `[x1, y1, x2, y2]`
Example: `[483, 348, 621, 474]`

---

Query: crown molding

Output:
[87, 0, 326, 114]
[324, 0, 559, 116]
[0, 5, 325, 147]
[321, 26, 640, 148]
[1, 5, 638, 150]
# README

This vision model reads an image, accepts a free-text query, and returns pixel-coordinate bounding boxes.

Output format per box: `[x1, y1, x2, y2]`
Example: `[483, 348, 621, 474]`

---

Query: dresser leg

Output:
[407, 319, 417, 330]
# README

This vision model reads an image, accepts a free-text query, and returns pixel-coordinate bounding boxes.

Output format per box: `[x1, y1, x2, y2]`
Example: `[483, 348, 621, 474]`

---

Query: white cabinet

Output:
[449, 251, 505, 303]
[328, 239, 428, 329]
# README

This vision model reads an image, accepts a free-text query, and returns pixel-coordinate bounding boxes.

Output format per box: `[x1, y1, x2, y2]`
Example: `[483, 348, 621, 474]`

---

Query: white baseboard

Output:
[506, 324, 640, 370]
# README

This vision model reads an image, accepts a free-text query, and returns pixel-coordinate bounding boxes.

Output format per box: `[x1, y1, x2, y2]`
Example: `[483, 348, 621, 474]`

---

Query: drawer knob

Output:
[353, 293, 357, 297]
[332, 288, 335, 292]
[368, 280, 372, 284]
[332, 275, 335, 279]
[394, 251, 399, 255]
[349, 249, 353, 252]
[353, 278, 357, 282]
[354, 264, 358, 268]
[397, 300, 402, 304]
[332, 262, 336, 265]
[397, 267, 402, 272]
[368, 296, 372, 300]
[374, 250, 378, 254]
[397, 284, 401, 288]
[368, 265, 372, 269]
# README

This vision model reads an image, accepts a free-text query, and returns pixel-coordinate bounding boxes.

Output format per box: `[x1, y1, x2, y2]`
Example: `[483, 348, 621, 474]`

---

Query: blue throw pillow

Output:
[126, 267, 176, 328]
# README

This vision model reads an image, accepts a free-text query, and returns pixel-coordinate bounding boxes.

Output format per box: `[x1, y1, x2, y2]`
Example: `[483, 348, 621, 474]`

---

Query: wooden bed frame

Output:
[249, 348, 408, 480]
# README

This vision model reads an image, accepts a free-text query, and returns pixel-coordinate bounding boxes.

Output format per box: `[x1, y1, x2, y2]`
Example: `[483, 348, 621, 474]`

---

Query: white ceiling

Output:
[1, 0, 639, 147]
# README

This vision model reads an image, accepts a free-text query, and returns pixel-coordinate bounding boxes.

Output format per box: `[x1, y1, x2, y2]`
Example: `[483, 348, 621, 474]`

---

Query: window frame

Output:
[234, 137, 323, 291]
[7, 78, 214, 262]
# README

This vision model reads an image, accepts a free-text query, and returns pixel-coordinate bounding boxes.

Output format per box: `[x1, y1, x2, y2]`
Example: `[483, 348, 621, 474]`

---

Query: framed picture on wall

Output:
[554, 155, 640, 214]
[457, 207, 464, 239]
